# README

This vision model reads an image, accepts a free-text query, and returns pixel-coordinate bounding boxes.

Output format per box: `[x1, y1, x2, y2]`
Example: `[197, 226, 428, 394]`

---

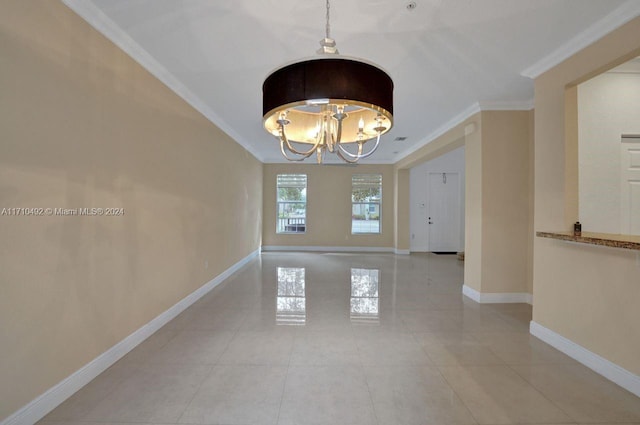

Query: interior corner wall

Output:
[395, 168, 410, 252]
[0, 2, 262, 421]
[464, 119, 483, 292]
[262, 163, 395, 249]
[533, 16, 640, 375]
[527, 109, 535, 295]
[479, 110, 532, 294]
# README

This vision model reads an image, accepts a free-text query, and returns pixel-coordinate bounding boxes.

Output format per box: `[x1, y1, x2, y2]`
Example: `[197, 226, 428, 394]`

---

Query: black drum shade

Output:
[262, 56, 394, 163]
[263, 58, 394, 119]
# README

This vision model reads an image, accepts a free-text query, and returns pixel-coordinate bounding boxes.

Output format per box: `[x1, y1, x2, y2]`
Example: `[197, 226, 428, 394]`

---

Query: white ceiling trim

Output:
[393, 102, 482, 162]
[61, 0, 264, 162]
[521, 0, 640, 79]
[392, 99, 534, 163]
[478, 100, 534, 111]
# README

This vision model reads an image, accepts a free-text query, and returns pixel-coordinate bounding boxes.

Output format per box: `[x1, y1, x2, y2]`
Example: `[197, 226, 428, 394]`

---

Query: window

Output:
[352, 174, 382, 234]
[277, 174, 307, 233]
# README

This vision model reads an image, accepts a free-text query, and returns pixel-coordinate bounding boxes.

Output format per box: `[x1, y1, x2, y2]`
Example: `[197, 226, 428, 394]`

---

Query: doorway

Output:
[621, 136, 640, 235]
[408, 147, 465, 253]
[427, 172, 461, 252]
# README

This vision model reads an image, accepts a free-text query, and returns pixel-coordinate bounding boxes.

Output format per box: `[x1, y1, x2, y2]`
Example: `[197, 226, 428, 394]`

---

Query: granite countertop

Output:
[536, 231, 640, 251]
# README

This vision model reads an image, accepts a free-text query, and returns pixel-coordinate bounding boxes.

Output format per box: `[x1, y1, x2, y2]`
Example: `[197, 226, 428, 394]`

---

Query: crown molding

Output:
[521, 0, 640, 79]
[478, 99, 534, 111]
[61, 0, 264, 162]
[394, 102, 481, 161]
[394, 98, 536, 164]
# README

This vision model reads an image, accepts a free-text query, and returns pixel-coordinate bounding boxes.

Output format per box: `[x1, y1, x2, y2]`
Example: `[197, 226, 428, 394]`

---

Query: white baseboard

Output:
[530, 321, 640, 398]
[462, 285, 533, 304]
[1, 248, 260, 425]
[395, 249, 410, 255]
[261, 245, 396, 253]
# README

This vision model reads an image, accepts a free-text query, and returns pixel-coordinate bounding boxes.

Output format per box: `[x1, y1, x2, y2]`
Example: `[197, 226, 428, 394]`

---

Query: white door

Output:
[621, 137, 640, 235]
[428, 172, 460, 252]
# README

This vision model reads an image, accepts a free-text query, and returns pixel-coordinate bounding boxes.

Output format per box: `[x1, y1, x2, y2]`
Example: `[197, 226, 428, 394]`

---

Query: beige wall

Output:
[464, 120, 483, 292]
[527, 110, 535, 294]
[262, 164, 395, 249]
[397, 111, 532, 296]
[533, 17, 640, 374]
[0, 2, 262, 421]
[480, 111, 532, 294]
[394, 169, 410, 252]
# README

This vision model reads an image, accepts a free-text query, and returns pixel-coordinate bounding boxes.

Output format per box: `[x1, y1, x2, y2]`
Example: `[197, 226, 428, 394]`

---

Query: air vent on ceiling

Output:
[394, 136, 408, 141]
[621, 134, 640, 142]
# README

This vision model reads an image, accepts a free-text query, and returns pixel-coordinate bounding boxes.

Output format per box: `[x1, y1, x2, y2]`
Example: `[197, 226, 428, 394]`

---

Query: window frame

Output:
[351, 173, 382, 235]
[276, 174, 307, 234]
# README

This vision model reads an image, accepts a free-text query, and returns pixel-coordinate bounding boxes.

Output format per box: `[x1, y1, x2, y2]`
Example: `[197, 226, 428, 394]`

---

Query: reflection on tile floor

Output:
[40, 252, 640, 425]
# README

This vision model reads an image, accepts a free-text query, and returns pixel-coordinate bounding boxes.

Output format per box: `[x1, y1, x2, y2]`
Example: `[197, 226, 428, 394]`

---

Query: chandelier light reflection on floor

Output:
[262, 0, 394, 164]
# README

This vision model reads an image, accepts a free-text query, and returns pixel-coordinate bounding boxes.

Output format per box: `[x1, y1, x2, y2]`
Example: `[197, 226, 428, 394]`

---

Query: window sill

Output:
[536, 231, 640, 251]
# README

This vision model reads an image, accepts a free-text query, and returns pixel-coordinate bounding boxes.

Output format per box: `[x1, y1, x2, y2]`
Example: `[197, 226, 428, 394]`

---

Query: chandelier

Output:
[262, 0, 394, 164]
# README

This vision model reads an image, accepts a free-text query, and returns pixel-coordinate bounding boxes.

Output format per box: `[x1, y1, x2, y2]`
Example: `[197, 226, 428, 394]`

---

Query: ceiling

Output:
[63, 0, 640, 164]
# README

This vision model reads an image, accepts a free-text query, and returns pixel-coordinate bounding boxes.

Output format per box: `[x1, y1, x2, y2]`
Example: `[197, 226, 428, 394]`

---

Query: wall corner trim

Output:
[0, 248, 260, 425]
[530, 321, 640, 398]
[462, 285, 533, 304]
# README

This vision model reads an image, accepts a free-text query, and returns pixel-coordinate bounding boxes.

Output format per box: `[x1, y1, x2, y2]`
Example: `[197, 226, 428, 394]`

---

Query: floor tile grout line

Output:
[172, 364, 214, 424]
[355, 328, 382, 425]
[174, 296, 245, 425]
[53, 361, 146, 423]
[505, 362, 584, 423]
[274, 300, 297, 425]
[432, 364, 481, 425]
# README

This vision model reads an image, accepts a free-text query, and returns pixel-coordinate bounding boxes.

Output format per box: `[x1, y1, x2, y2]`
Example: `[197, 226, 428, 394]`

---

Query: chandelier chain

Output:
[325, 0, 331, 39]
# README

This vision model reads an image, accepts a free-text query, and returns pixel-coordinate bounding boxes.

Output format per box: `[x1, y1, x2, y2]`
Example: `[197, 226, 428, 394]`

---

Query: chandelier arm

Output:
[326, 133, 335, 153]
[316, 146, 324, 164]
[280, 124, 322, 157]
[332, 118, 343, 152]
[335, 147, 361, 164]
[279, 138, 314, 161]
[337, 132, 382, 160]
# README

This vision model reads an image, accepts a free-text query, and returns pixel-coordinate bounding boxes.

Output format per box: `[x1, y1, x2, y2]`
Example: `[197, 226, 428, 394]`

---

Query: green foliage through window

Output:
[352, 174, 382, 234]
[277, 174, 307, 233]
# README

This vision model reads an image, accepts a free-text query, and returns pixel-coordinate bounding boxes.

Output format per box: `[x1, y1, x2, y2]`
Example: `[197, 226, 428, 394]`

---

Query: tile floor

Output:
[40, 252, 640, 425]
